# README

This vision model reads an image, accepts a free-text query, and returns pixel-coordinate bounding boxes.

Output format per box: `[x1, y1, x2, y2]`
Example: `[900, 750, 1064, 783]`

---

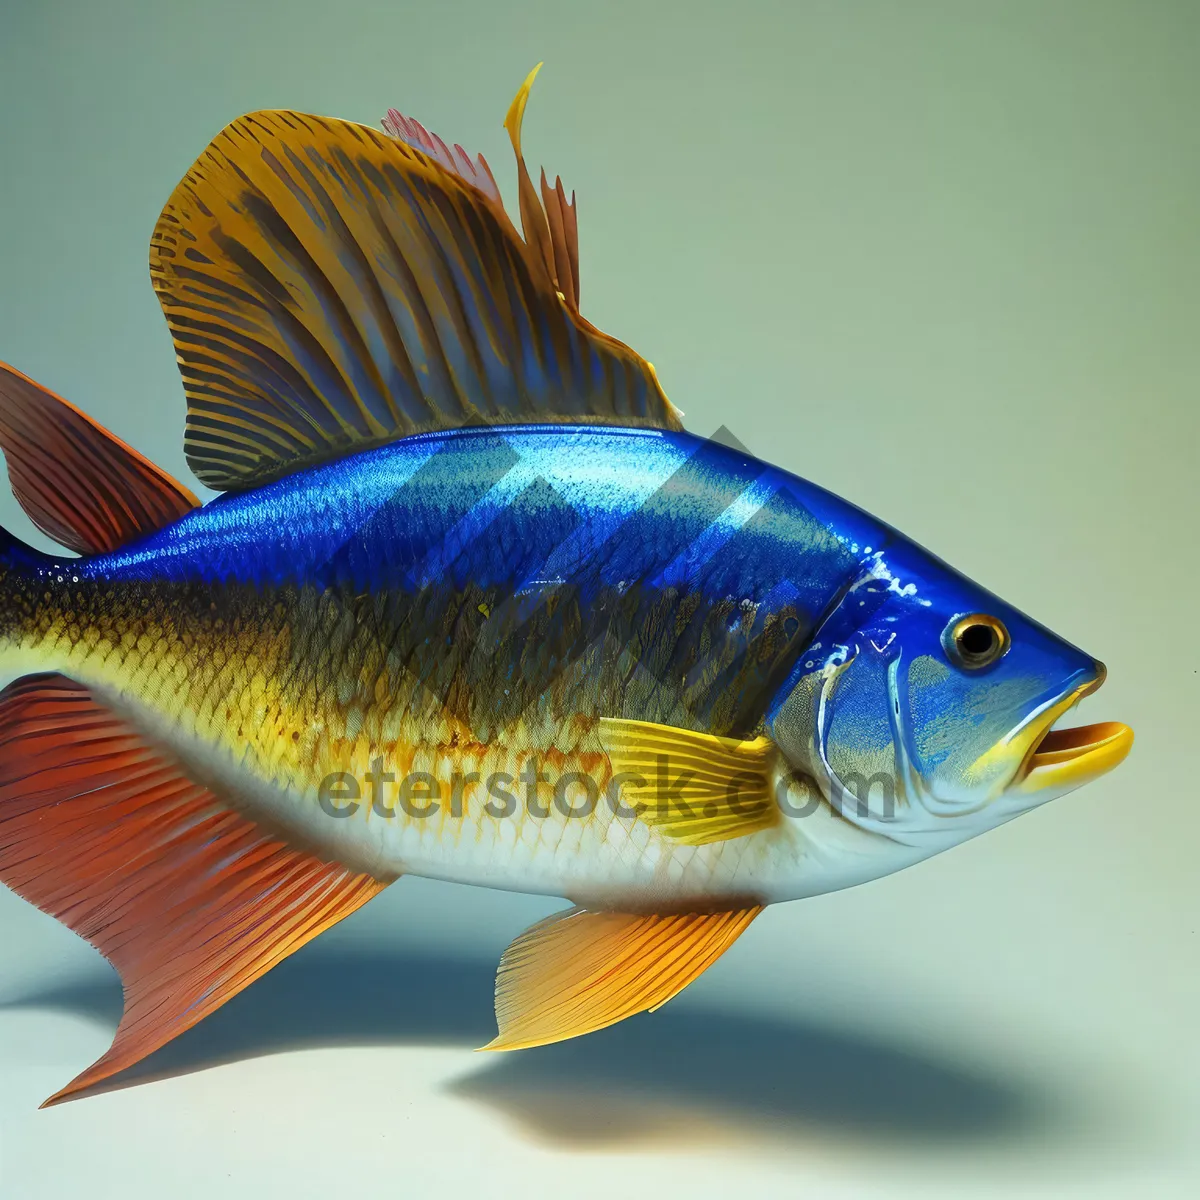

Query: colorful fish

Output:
[0, 67, 1132, 1107]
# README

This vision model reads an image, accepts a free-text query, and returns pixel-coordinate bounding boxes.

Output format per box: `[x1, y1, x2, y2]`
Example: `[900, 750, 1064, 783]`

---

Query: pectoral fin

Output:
[483, 905, 762, 1051]
[0, 674, 392, 1106]
[599, 717, 781, 845]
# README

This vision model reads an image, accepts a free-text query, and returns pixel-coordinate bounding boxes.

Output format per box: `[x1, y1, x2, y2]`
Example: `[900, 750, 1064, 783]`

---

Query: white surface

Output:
[1, 845, 1196, 1197]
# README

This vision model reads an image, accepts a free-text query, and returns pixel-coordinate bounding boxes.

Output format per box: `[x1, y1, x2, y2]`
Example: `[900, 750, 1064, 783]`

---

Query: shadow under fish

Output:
[4, 945, 1063, 1150]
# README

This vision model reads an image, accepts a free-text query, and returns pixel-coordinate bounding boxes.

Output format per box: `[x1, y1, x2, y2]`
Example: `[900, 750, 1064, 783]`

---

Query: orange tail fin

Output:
[0, 674, 393, 1106]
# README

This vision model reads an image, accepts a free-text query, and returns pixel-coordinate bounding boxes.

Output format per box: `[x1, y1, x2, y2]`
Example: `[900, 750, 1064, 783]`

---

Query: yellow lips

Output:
[1014, 671, 1134, 794]
[1019, 719, 1134, 792]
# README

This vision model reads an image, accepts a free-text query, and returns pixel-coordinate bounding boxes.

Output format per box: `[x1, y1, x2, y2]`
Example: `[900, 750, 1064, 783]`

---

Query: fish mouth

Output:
[1015, 663, 1134, 794]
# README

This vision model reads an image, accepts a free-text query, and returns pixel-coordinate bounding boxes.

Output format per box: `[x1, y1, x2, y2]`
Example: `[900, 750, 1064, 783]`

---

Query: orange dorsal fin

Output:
[483, 904, 762, 1052]
[539, 168, 579, 312]
[0, 674, 392, 1105]
[502, 64, 581, 312]
[384, 70, 580, 312]
[0, 361, 199, 553]
[152, 80, 680, 491]
[381, 106, 504, 206]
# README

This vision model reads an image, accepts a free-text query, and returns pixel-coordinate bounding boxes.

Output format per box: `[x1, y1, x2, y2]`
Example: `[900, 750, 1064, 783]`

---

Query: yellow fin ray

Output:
[483, 905, 762, 1051]
[599, 717, 780, 845]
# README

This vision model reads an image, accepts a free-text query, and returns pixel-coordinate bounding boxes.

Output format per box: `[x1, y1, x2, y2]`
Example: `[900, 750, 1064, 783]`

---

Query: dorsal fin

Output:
[538, 167, 580, 313]
[380, 107, 503, 206]
[0, 361, 199, 553]
[385, 66, 581, 310]
[151, 75, 682, 492]
[500, 64, 581, 312]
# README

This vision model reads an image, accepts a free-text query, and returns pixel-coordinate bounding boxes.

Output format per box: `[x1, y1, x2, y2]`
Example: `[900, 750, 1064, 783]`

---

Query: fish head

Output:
[769, 540, 1133, 849]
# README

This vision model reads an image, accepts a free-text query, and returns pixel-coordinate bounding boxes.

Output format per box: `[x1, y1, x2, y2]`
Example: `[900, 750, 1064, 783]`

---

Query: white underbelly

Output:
[100, 677, 914, 909]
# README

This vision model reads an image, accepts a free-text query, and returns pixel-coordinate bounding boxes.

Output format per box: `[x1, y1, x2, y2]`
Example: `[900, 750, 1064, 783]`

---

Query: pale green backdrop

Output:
[1, 2, 1197, 1197]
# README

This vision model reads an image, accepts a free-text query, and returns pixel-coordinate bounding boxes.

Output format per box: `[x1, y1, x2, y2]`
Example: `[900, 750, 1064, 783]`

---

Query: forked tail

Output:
[0, 360, 392, 1107]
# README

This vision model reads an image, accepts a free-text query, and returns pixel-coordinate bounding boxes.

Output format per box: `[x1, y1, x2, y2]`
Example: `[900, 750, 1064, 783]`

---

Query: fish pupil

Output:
[959, 623, 996, 658]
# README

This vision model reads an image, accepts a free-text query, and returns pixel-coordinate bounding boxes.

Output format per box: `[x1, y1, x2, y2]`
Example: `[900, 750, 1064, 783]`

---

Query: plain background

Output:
[1, 1, 1196, 1196]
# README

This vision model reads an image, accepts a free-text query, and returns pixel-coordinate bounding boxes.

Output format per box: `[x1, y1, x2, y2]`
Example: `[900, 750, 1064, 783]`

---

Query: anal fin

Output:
[484, 904, 762, 1052]
[0, 674, 392, 1106]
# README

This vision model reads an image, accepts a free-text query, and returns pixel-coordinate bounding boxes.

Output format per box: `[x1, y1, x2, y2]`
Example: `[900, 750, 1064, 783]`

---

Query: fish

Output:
[0, 65, 1133, 1107]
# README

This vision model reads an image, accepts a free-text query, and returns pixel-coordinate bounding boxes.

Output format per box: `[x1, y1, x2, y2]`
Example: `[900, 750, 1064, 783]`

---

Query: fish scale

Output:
[2, 427, 851, 903]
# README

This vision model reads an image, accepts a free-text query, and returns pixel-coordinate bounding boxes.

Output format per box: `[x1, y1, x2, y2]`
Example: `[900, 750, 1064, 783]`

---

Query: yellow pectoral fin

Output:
[598, 717, 780, 845]
[483, 905, 763, 1052]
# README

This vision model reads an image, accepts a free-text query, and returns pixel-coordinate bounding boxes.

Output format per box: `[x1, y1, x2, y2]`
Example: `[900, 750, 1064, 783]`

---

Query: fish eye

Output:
[944, 613, 1010, 670]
